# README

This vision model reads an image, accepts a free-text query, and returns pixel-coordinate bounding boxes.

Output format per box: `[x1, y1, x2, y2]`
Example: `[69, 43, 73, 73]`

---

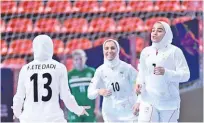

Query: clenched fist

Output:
[98, 89, 112, 97]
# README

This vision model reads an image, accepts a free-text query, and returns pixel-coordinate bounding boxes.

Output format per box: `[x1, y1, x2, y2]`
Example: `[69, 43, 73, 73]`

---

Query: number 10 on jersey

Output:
[111, 82, 120, 92]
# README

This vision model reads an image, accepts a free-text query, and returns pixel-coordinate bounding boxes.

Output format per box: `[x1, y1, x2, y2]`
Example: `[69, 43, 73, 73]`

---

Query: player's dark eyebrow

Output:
[157, 28, 164, 30]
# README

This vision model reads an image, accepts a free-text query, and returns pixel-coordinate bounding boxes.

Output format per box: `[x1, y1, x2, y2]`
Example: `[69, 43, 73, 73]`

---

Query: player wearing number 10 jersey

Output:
[88, 39, 140, 122]
[13, 35, 89, 122]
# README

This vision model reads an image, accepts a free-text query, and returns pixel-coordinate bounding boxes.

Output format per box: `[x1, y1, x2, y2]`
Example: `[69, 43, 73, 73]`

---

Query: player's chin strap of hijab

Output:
[103, 39, 121, 69]
[152, 21, 173, 50]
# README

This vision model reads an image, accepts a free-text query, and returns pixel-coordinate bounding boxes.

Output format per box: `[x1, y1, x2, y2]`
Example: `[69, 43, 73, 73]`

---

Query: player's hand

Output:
[154, 67, 165, 75]
[132, 103, 140, 115]
[98, 89, 112, 97]
[80, 106, 91, 116]
[135, 84, 142, 94]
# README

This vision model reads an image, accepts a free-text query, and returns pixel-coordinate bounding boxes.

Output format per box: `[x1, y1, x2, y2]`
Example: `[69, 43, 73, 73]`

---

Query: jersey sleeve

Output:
[164, 48, 190, 83]
[87, 68, 103, 100]
[13, 66, 26, 118]
[59, 64, 84, 116]
[128, 64, 140, 104]
[128, 64, 138, 84]
[136, 49, 147, 85]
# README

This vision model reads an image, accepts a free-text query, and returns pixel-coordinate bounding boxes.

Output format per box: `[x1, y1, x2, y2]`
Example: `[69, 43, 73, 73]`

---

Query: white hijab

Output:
[103, 39, 121, 68]
[152, 21, 173, 49]
[33, 35, 53, 61]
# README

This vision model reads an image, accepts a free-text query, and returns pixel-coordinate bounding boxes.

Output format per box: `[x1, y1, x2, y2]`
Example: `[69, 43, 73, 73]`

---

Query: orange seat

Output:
[65, 38, 92, 54]
[1, 58, 27, 69]
[65, 39, 78, 54]
[0, 40, 8, 55]
[135, 37, 145, 53]
[65, 58, 73, 71]
[172, 16, 192, 25]
[100, 1, 126, 12]
[1, 20, 6, 33]
[6, 18, 33, 32]
[78, 38, 92, 50]
[89, 18, 116, 32]
[18, 1, 44, 13]
[73, 1, 99, 13]
[145, 17, 171, 31]
[0, 1, 17, 14]
[93, 37, 113, 47]
[62, 18, 88, 33]
[117, 17, 145, 32]
[44, 1, 71, 13]
[127, 1, 154, 12]
[34, 18, 61, 32]
[53, 39, 64, 55]
[155, 1, 181, 12]
[181, 1, 203, 11]
[8, 39, 32, 55]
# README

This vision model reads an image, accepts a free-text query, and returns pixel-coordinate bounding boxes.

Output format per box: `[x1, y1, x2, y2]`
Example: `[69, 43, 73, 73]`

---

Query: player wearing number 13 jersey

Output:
[88, 39, 140, 122]
[13, 35, 89, 122]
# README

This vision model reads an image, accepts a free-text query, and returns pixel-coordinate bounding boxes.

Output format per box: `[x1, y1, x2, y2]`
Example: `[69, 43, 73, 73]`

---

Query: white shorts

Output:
[138, 101, 179, 123]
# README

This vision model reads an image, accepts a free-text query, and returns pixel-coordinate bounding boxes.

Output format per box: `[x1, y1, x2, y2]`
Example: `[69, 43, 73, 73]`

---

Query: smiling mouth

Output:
[152, 36, 157, 39]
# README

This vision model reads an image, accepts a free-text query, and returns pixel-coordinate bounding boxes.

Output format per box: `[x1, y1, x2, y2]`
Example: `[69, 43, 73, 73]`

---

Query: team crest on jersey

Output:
[119, 71, 124, 78]
[86, 73, 92, 77]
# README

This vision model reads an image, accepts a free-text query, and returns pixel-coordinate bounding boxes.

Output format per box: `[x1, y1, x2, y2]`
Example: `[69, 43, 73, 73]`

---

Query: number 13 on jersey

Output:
[30, 73, 52, 102]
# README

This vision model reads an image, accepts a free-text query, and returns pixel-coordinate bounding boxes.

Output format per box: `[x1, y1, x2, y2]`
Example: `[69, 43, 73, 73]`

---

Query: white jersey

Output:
[13, 35, 83, 122]
[88, 61, 138, 121]
[137, 44, 190, 110]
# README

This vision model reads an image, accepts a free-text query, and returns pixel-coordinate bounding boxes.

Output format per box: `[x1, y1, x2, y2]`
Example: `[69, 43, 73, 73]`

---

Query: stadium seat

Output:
[34, 18, 61, 32]
[73, 1, 99, 13]
[62, 18, 88, 33]
[172, 16, 193, 25]
[89, 17, 116, 32]
[1, 58, 27, 69]
[8, 39, 32, 55]
[64, 38, 92, 54]
[1, 1, 17, 14]
[1, 20, 6, 33]
[0, 40, 8, 55]
[100, 1, 126, 12]
[145, 17, 171, 31]
[93, 37, 113, 47]
[135, 37, 145, 53]
[44, 1, 71, 13]
[126, 1, 154, 12]
[78, 38, 92, 50]
[6, 18, 33, 32]
[65, 39, 78, 54]
[53, 39, 64, 55]
[18, 1, 44, 13]
[155, 1, 181, 12]
[117, 17, 145, 32]
[181, 1, 203, 11]
[65, 58, 73, 71]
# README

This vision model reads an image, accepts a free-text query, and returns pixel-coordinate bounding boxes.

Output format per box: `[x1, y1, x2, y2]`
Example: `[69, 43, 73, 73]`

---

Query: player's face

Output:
[104, 41, 117, 61]
[73, 54, 86, 70]
[151, 22, 166, 43]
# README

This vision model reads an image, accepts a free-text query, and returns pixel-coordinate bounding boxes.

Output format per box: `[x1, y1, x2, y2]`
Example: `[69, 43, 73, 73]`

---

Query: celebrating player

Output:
[88, 39, 140, 122]
[13, 35, 90, 122]
[136, 21, 190, 122]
